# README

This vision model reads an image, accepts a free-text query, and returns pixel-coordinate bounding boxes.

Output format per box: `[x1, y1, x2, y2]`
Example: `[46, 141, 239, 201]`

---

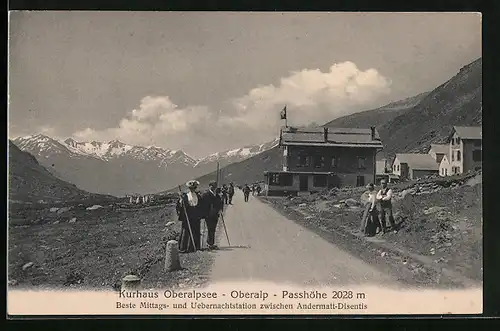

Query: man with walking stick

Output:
[176, 180, 202, 253]
[201, 181, 224, 250]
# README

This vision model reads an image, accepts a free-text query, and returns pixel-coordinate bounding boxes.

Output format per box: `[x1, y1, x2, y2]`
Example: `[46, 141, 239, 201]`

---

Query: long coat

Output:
[176, 191, 202, 252]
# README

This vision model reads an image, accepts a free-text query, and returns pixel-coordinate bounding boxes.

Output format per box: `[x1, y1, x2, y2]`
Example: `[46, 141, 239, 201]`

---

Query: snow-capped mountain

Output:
[195, 137, 280, 168]
[62, 137, 196, 166]
[11, 134, 278, 196]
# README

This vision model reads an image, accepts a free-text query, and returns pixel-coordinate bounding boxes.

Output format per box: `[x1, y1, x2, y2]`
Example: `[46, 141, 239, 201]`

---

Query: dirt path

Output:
[208, 191, 398, 287]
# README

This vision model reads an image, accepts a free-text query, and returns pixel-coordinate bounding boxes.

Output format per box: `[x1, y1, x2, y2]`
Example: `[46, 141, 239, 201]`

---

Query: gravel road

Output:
[208, 191, 398, 288]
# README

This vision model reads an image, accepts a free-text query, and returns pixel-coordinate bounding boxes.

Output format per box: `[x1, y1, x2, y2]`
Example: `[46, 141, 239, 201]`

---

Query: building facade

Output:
[392, 153, 439, 180]
[448, 126, 482, 175]
[439, 154, 451, 177]
[264, 126, 383, 196]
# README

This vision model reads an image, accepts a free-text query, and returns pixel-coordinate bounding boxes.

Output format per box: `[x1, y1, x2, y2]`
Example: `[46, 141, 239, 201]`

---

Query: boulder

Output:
[69, 217, 77, 223]
[22, 262, 34, 271]
[86, 205, 103, 211]
[344, 198, 361, 207]
[57, 207, 71, 214]
[50, 207, 60, 212]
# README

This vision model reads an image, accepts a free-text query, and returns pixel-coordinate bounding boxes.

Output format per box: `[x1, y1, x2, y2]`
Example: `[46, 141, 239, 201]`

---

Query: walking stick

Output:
[219, 211, 231, 246]
[200, 219, 207, 250]
[178, 186, 197, 251]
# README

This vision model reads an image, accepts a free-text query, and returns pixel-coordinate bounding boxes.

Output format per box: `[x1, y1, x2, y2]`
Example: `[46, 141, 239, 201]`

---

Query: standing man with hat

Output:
[176, 180, 202, 253]
[227, 182, 235, 205]
[376, 179, 396, 233]
[201, 181, 224, 250]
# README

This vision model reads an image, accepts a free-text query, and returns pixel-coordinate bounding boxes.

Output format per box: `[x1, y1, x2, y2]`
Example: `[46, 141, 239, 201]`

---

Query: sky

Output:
[8, 11, 481, 159]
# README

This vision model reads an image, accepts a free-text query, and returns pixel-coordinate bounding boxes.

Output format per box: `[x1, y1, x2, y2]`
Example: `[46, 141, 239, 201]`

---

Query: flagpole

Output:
[216, 161, 220, 187]
[285, 104, 288, 128]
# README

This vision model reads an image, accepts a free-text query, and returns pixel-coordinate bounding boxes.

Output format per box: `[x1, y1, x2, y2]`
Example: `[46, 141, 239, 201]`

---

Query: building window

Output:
[270, 173, 293, 186]
[313, 175, 328, 187]
[331, 156, 338, 168]
[456, 137, 461, 145]
[313, 155, 325, 169]
[397, 164, 400, 171]
[356, 176, 365, 187]
[451, 151, 455, 161]
[472, 150, 482, 162]
[457, 151, 461, 161]
[445, 169, 448, 176]
[297, 152, 310, 168]
[441, 168, 444, 175]
[357, 157, 366, 169]
[473, 140, 482, 147]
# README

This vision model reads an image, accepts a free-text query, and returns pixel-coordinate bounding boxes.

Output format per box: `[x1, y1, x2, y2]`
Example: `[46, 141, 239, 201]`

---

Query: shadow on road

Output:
[216, 245, 251, 251]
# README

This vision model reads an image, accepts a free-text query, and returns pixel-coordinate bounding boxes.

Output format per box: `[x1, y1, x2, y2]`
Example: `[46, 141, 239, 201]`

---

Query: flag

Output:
[280, 106, 287, 120]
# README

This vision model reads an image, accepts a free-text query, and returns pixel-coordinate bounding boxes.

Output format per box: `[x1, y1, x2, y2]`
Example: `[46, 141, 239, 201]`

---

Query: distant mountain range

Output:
[12, 134, 279, 196]
[194, 58, 482, 187]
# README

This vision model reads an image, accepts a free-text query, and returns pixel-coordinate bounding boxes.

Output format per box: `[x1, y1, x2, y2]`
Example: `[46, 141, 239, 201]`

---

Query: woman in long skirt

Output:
[176, 180, 202, 253]
[360, 183, 378, 236]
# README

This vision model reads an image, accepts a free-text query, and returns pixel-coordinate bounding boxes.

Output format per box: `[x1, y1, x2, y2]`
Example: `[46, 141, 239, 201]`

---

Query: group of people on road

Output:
[359, 179, 397, 237]
[242, 183, 262, 202]
[175, 180, 235, 253]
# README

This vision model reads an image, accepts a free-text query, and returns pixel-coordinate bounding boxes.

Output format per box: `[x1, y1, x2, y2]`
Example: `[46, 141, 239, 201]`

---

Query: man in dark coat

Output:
[201, 181, 224, 250]
[228, 182, 235, 204]
[221, 184, 229, 205]
[243, 184, 251, 202]
[176, 180, 202, 253]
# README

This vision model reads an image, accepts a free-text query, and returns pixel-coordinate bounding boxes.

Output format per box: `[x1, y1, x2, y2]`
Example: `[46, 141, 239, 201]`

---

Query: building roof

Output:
[429, 144, 449, 155]
[394, 153, 439, 171]
[439, 154, 450, 166]
[264, 171, 336, 176]
[452, 126, 482, 140]
[281, 126, 383, 148]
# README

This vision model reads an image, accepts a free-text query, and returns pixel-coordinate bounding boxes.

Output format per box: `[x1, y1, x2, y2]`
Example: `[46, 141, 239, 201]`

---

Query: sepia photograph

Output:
[7, 11, 482, 315]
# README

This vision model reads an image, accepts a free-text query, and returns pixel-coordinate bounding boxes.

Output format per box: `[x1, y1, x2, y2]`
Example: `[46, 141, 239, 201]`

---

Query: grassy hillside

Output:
[190, 58, 482, 186]
[377, 58, 482, 157]
[194, 147, 282, 188]
[8, 140, 112, 203]
[324, 91, 429, 129]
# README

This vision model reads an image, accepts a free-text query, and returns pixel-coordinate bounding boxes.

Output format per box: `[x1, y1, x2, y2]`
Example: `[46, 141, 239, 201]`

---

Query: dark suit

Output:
[228, 185, 235, 204]
[201, 190, 224, 246]
[243, 186, 251, 202]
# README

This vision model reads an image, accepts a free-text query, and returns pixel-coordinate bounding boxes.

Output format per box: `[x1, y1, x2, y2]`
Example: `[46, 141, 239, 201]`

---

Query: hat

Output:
[208, 181, 217, 187]
[186, 180, 200, 188]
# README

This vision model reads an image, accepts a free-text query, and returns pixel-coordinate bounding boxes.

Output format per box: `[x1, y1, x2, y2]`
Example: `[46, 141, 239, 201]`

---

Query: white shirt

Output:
[186, 191, 198, 207]
[362, 191, 377, 209]
[376, 188, 393, 201]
